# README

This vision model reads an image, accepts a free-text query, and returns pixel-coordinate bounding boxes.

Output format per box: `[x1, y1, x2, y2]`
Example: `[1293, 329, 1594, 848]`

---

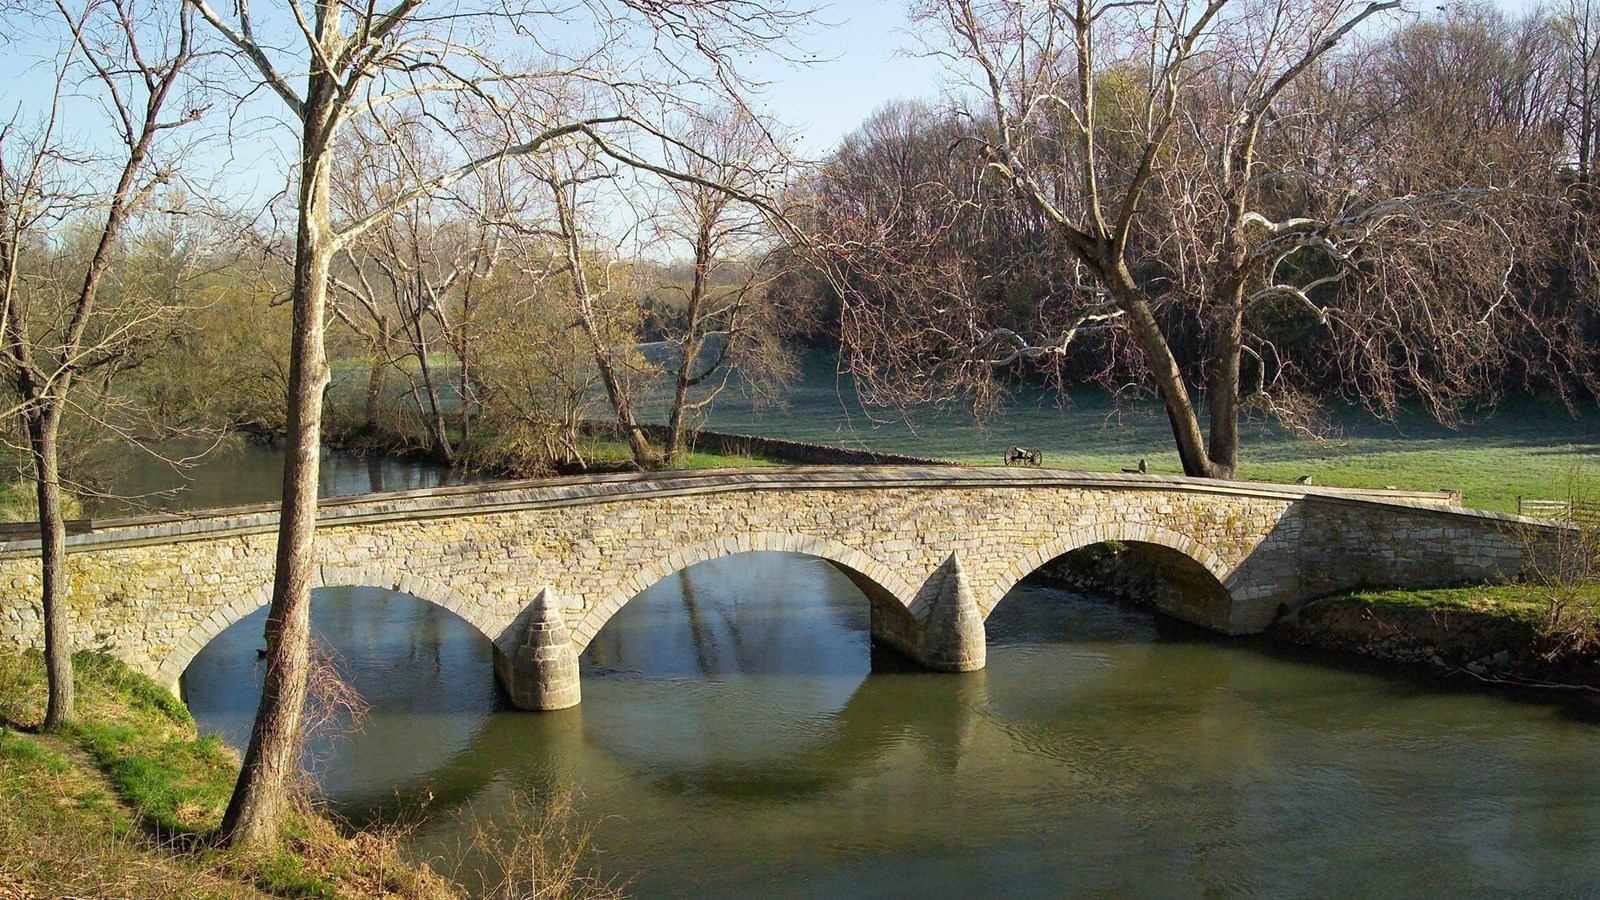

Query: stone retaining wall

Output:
[581, 421, 966, 467]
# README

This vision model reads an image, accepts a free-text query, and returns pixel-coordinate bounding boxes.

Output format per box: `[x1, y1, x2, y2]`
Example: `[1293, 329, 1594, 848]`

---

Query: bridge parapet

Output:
[0, 467, 1466, 556]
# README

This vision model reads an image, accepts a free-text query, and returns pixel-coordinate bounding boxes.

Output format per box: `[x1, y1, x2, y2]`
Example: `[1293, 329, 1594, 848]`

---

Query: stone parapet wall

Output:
[580, 421, 967, 467]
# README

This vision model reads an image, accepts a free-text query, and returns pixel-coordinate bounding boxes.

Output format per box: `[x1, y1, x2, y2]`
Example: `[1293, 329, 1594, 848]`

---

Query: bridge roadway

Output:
[0, 466, 1542, 709]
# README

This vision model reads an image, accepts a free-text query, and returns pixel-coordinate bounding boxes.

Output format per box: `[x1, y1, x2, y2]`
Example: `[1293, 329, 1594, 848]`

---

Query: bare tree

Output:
[329, 120, 508, 461]
[187, 0, 807, 849]
[651, 109, 793, 464]
[1557, 0, 1600, 390]
[818, 0, 1524, 479]
[0, 0, 202, 730]
[523, 134, 658, 466]
[1562, 0, 1600, 198]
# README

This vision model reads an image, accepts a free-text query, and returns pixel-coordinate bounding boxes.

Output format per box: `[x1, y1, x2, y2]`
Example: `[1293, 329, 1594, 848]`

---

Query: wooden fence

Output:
[1518, 495, 1600, 526]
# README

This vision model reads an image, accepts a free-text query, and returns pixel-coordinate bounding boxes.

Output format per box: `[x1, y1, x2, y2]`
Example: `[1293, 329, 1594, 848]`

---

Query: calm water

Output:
[93, 439, 479, 516]
[129, 445, 1600, 896]
[184, 549, 1600, 897]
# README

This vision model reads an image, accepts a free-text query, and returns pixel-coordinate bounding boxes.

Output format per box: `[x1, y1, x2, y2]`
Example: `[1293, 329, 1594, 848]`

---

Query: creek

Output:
[121, 441, 1600, 895]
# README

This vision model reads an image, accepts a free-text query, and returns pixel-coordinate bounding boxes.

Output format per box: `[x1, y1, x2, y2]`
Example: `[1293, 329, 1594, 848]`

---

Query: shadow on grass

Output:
[0, 651, 227, 850]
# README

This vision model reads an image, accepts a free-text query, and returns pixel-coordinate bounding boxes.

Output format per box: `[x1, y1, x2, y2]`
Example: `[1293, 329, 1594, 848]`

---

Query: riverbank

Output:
[1032, 545, 1600, 690]
[0, 651, 455, 899]
[323, 419, 963, 479]
[1269, 585, 1600, 690]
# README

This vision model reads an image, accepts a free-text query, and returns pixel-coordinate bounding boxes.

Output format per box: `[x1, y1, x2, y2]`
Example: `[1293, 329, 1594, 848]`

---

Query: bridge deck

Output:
[0, 466, 1517, 556]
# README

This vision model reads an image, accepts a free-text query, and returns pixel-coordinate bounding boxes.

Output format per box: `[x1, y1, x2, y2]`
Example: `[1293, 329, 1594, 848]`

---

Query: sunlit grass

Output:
[681, 353, 1599, 513]
[1337, 584, 1568, 620]
[322, 349, 1599, 512]
[0, 651, 458, 899]
[576, 436, 774, 470]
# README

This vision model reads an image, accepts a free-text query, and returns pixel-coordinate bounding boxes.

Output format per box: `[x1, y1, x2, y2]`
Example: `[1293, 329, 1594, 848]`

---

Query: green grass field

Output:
[661, 352, 1599, 513]
[328, 350, 1597, 513]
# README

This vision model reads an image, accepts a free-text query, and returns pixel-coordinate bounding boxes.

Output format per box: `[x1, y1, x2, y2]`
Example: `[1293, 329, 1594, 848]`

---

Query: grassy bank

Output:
[693, 355, 1600, 513]
[1271, 584, 1600, 689]
[0, 651, 454, 899]
[326, 350, 1600, 512]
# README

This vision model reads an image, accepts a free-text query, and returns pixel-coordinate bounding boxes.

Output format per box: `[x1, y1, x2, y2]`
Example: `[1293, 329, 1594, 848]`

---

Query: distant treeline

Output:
[784, 2, 1600, 428]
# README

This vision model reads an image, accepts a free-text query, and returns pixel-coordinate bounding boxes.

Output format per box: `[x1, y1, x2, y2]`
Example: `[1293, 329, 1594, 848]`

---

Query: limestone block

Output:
[916, 553, 986, 672]
[498, 588, 581, 711]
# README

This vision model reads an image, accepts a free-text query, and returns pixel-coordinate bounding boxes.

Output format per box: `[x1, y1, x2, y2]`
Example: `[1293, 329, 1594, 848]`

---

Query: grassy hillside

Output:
[681, 353, 1600, 513]
[0, 652, 453, 900]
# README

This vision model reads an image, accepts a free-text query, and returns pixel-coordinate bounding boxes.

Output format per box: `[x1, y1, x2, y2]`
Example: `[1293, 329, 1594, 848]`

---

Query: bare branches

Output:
[815, 0, 1532, 479]
[185, 0, 304, 118]
[0, 0, 209, 731]
[335, 116, 633, 248]
[639, 105, 793, 461]
[969, 309, 1127, 366]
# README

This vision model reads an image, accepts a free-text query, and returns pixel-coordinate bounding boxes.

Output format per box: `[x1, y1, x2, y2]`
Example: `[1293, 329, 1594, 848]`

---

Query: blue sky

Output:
[0, 0, 1551, 214]
[0, 2, 946, 212]
[748, 3, 945, 156]
[733, 0, 1546, 155]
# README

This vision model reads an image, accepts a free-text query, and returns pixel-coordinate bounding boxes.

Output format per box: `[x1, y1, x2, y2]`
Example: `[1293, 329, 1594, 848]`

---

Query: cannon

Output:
[1003, 446, 1042, 467]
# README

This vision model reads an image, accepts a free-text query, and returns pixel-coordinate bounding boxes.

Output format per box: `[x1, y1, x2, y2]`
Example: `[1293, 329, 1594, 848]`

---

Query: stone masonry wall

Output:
[0, 468, 1542, 693]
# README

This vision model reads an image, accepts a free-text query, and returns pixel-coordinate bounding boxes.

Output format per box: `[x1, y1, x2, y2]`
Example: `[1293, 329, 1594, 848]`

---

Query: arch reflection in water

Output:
[181, 585, 501, 823]
[580, 552, 880, 776]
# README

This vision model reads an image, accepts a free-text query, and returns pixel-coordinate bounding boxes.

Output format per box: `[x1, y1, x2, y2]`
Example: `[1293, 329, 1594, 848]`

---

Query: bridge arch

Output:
[571, 532, 918, 651]
[987, 523, 1236, 630]
[153, 567, 497, 690]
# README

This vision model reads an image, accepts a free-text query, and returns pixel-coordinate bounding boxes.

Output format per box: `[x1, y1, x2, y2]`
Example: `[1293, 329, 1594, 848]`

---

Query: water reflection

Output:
[182, 586, 499, 815]
[96, 440, 477, 515]
[584, 554, 870, 679]
[184, 553, 1600, 897]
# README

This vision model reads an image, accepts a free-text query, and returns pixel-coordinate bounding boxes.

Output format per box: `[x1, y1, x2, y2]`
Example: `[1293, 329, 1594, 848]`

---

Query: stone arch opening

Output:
[177, 580, 503, 806]
[566, 548, 908, 738]
[572, 533, 918, 655]
[156, 567, 497, 691]
[991, 527, 1236, 631]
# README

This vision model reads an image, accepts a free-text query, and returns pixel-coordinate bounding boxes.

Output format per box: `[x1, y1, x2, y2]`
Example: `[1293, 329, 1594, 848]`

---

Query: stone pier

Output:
[493, 588, 581, 711]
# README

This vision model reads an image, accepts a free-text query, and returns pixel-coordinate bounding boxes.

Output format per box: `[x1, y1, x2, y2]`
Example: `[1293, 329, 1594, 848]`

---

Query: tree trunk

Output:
[665, 224, 713, 467]
[590, 340, 654, 466]
[363, 344, 386, 429]
[415, 349, 455, 463]
[1206, 302, 1244, 481]
[1107, 261, 1213, 478]
[220, 85, 337, 850]
[664, 325, 705, 466]
[665, 368, 694, 465]
[29, 408, 73, 731]
[551, 183, 653, 469]
[456, 343, 475, 451]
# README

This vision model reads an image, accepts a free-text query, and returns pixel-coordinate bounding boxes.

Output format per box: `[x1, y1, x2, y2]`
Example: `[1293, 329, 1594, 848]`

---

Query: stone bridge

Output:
[0, 467, 1542, 710]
